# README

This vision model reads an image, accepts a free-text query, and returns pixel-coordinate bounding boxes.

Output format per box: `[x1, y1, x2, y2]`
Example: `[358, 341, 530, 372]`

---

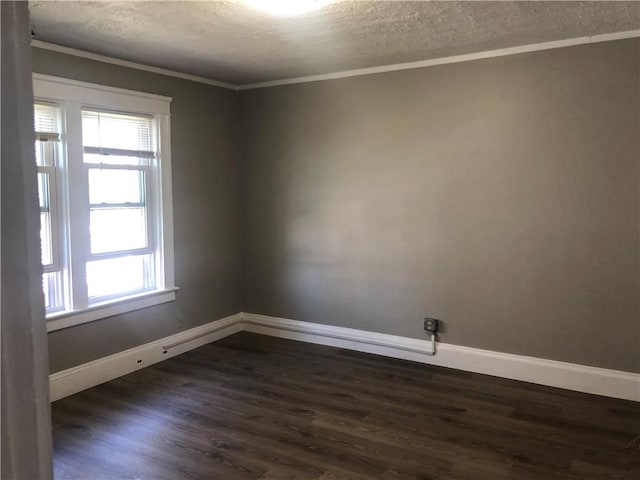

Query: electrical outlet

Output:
[424, 317, 439, 333]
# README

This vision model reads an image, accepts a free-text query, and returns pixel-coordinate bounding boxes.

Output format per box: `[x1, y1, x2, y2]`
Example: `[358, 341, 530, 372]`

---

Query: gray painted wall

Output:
[32, 48, 243, 373]
[33, 39, 639, 375]
[241, 39, 640, 373]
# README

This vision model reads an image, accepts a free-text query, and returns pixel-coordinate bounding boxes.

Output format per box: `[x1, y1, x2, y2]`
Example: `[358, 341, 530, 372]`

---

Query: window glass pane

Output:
[35, 141, 43, 167]
[90, 208, 147, 254]
[43, 271, 64, 311]
[82, 110, 152, 151]
[37, 172, 53, 266]
[35, 138, 57, 167]
[84, 152, 149, 167]
[40, 212, 53, 266]
[82, 112, 100, 147]
[37, 172, 50, 210]
[89, 169, 144, 204]
[87, 255, 151, 299]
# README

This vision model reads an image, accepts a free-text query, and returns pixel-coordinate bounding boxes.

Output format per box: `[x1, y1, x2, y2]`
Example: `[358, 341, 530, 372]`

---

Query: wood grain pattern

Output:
[52, 332, 640, 479]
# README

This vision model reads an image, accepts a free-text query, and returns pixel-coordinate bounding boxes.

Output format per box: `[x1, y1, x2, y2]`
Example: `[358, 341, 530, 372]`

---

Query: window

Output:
[33, 75, 176, 332]
[35, 103, 65, 313]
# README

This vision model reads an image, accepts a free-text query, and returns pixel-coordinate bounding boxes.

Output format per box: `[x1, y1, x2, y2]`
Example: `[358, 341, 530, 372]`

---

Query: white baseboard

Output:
[49, 311, 640, 402]
[49, 313, 243, 401]
[242, 313, 640, 402]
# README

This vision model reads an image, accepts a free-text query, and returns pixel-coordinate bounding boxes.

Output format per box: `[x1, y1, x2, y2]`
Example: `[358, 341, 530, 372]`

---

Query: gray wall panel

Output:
[241, 40, 640, 372]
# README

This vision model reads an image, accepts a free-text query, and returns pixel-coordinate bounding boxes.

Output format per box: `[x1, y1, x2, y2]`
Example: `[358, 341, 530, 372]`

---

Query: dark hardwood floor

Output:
[52, 332, 640, 479]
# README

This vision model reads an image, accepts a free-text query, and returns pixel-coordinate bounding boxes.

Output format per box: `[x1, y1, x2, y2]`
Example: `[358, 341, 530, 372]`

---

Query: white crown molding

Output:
[33, 30, 639, 93]
[31, 40, 239, 91]
[237, 29, 640, 90]
[50, 311, 640, 402]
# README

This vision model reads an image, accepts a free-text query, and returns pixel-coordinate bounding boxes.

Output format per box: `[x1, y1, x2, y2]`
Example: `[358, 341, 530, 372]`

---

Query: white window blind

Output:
[34, 103, 59, 138]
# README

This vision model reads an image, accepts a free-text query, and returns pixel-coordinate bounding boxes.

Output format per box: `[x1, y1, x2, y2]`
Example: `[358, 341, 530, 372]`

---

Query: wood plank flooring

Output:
[52, 332, 640, 479]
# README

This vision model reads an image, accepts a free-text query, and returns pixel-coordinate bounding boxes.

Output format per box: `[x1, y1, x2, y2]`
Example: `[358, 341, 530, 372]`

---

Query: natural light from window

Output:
[82, 110, 156, 302]
[241, 0, 329, 16]
[33, 74, 175, 332]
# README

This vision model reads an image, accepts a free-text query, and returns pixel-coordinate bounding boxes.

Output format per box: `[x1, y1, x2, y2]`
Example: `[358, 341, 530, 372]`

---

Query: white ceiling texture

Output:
[29, 1, 640, 86]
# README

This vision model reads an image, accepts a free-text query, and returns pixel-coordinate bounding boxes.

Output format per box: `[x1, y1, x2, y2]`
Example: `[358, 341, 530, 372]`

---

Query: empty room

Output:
[2, 1, 639, 479]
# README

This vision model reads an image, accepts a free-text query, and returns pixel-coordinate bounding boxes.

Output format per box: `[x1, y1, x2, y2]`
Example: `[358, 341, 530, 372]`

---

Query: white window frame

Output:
[33, 74, 177, 332]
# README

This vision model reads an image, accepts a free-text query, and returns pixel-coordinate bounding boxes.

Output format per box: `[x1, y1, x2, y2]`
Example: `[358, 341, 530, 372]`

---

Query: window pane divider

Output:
[88, 248, 153, 261]
[83, 146, 154, 159]
[35, 131, 60, 142]
[84, 163, 150, 172]
[89, 202, 145, 209]
[37, 165, 56, 174]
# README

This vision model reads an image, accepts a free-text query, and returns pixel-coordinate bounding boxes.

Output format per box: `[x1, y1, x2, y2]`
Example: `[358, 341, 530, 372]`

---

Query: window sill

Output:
[46, 288, 178, 333]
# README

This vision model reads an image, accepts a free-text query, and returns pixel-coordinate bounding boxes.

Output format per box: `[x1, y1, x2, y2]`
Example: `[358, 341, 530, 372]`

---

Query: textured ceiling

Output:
[29, 1, 640, 85]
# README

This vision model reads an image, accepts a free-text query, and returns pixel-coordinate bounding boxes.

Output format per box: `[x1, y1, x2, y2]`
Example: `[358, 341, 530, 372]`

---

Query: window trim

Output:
[46, 288, 178, 332]
[34, 74, 176, 332]
[33, 74, 171, 115]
